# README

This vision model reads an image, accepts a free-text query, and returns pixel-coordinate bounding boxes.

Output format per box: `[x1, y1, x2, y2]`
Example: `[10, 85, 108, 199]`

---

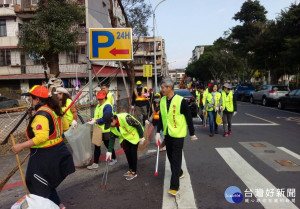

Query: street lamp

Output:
[153, 0, 166, 93]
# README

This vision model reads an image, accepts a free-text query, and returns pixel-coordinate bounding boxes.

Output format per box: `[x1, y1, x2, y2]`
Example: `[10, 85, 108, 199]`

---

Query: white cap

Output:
[54, 87, 69, 95]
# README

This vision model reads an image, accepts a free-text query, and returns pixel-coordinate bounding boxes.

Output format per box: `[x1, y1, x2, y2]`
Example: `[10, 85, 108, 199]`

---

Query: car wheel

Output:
[278, 101, 284, 110]
[262, 97, 268, 106]
[250, 96, 254, 104]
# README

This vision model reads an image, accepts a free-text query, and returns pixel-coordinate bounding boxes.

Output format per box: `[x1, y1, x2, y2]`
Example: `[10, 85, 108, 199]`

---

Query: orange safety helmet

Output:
[96, 90, 107, 99]
[22, 85, 49, 98]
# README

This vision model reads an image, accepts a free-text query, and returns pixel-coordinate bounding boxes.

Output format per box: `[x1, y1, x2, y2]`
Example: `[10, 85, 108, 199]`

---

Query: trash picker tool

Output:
[154, 140, 160, 176]
[101, 161, 109, 189]
[10, 134, 30, 197]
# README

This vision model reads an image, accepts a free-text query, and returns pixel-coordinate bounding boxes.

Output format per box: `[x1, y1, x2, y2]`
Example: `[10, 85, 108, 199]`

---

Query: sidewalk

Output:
[0, 124, 156, 208]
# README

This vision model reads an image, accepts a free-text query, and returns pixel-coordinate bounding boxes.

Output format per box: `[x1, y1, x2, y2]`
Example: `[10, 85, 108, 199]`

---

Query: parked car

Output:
[174, 89, 198, 117]
[0, 96, 19, 109]
[234, 83, 255, 101]
[277, 89, 300, 111]
[250, 85, 289, 106]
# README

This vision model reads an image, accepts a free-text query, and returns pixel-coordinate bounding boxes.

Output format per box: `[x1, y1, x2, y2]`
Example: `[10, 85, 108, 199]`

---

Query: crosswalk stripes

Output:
[162, 151, 197, 209]
[277, 147, 300, 160]
[216, 147, 298, 209]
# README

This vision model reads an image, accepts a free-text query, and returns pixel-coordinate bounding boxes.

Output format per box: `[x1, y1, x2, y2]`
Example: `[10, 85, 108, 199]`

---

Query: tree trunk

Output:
[46, 53, 59, 75]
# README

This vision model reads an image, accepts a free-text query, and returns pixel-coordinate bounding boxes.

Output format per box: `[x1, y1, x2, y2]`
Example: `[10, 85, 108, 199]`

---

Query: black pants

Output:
[49, 188, 60, 205]
[122, 140, 139, 173]
[94, 132, 116, 163]
[165, 135, 184, 190]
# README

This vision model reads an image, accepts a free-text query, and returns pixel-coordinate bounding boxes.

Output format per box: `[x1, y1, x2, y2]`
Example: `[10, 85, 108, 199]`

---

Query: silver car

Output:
[250, 85, 289, 106]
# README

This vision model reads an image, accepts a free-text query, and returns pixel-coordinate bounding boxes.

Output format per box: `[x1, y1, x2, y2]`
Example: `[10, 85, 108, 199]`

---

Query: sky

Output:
[147, 0, 299, 69]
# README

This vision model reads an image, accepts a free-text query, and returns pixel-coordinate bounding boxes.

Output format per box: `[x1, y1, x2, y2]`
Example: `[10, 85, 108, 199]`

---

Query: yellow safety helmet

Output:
[136, 80, 142, 85]
[144, 86, 148, 90]
[155, 93, 161, 97]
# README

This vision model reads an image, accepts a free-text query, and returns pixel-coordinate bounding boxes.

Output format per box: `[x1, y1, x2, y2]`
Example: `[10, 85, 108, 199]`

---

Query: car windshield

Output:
[174, 90, 192, 97]
[239, 84, 254, 89]
[272, 86, 288, 91]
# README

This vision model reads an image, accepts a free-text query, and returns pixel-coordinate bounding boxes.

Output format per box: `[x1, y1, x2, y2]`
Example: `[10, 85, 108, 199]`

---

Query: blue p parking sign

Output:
[89, 28, 132, 61]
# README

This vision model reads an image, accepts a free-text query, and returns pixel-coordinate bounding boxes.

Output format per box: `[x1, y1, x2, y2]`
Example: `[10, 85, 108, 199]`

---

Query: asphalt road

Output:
[1, 102, 299, 209]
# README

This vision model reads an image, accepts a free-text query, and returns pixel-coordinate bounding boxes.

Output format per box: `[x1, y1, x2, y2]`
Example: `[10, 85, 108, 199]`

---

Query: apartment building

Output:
[191, 45, 205, 62]
[0, 0, 165, 99]
[133, 36, 167, 89]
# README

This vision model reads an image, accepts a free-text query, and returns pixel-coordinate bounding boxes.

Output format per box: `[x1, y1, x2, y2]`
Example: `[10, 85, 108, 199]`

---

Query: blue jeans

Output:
[207, 111, 218, 133]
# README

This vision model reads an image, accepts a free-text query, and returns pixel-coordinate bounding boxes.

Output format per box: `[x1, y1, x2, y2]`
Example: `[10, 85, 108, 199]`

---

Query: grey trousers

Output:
[135, 105, 147, 124]
[223, 111, 233, 133]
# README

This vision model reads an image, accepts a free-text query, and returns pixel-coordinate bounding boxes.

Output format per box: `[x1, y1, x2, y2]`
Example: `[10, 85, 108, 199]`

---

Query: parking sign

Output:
[89, 28, 133, 61]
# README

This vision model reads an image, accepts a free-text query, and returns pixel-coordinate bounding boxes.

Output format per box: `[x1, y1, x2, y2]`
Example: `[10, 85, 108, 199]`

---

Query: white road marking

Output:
[194, 123, 278, 127]
[277, 147, 300, 160]
[162, 151, 197, 209]
[216, 148, 298, 209]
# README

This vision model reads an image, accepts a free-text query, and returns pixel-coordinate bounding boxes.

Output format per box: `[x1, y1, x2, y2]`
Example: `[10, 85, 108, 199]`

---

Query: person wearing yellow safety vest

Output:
[202, 83, 212, 108]
[220, 83, 237, 137]
[156, 78, 198, 196]
[203, 83, 222, 137]
[102, 112, 145, 181]
[101, 83, 117, 113]
[131, 80, 148, 125]
[12, 85, 75, 208]
[87, 90, 117, 169]
[152, 93, 165, 151]
[195, 85, 205, 123]
[54, 87, 78, 129]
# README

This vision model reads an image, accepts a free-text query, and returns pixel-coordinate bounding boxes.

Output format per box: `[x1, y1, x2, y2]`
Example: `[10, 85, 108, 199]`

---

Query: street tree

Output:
[229, 0, 267, 82]
[19, 0, 85, 75]
[109, 0, 152, 95]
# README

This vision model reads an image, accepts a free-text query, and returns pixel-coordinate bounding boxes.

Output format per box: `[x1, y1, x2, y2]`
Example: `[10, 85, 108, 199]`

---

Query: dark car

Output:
[0, 96, 19, 109]
[174, 89, 198, 117]
[277, 89, 300, 111]
[234, 83, 255, 102]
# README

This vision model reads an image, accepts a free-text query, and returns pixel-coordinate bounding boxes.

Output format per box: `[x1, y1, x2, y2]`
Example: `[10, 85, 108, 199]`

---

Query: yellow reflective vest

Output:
[221, 91, 234, 112]
[110, 113, 143, 145]
[94, 100, 112, 133]
[160, 95, 187, 138]
[107, 92, 114, 106]
[205, 92, 221, 111]
[62, 98, 73, 124]
[202, 88, 209, 106]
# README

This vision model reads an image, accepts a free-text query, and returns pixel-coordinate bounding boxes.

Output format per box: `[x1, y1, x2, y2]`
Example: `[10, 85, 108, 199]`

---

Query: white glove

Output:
[155, 133, 161, 145]
[145, 120, 150, 125]
[87, 118, 96, 125]
[215, 106, 219, 112]
[233, 111, 237, 116]
[131, 105, 135, 111]
[190, 135, 198, 140]
[220, 106, 224, 111]
[140, 137, 145, 145]
[71, 120, 77, 129]
[106, 152, 112, 161]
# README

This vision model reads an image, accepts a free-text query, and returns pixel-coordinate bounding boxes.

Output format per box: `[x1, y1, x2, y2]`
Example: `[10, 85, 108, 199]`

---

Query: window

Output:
[289, 90, 297, 96]
[296, 90, 300, 96]
[67, 49, 79, 63]
[80, 46, 85, 54]
[0, 20, 7, 37]
[0, 50, 11, 66]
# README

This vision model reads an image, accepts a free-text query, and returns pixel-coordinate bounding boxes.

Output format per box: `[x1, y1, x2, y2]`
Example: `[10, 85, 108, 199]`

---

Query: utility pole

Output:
[85, 0, 94, 116]
[153, 0, 166, 93]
